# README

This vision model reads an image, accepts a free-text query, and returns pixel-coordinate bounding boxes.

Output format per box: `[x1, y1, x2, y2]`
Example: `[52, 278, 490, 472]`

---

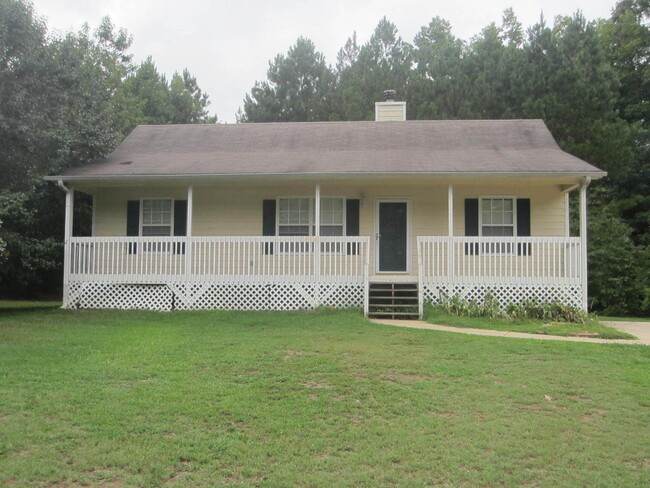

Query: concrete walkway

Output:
[370, 319, 650, 345]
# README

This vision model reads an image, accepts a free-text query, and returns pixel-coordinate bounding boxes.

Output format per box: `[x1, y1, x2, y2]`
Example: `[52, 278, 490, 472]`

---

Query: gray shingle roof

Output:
[51, 119, 606, 180]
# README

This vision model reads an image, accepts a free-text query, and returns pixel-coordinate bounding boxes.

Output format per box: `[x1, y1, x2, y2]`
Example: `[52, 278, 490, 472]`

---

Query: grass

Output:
[600, 316, 650, 323]
[424, 306, 636, 340]
[0, 308, 648, 487]
[0, 300, 62, 311]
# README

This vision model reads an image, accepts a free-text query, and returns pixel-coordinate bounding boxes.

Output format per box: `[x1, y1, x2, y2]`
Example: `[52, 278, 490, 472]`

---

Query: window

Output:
[277, 197, 345, 236]
[278, 198, 311, 236]
[141, 198, 173, 236]
[480, 197, 515, 236]
[319, 198, 344, 236]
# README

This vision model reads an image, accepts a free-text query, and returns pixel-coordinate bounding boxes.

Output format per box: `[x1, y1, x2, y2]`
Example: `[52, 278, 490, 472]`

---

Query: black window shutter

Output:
[517, 198, 531, 256]
[173, 200, 187, 254]
[346, 199, 360, 255]
[127, 200, 140, 254]
[174, 200, 187, 236]
[263, 199, 276, 255]
[464, 198, 479, 255]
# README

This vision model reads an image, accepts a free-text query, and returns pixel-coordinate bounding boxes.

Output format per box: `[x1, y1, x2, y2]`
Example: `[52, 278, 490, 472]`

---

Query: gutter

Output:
[44, 170, 608, 183]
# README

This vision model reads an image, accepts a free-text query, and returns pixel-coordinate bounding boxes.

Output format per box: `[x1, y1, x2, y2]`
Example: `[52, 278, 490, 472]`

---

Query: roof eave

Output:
[44, 170, 608, 183]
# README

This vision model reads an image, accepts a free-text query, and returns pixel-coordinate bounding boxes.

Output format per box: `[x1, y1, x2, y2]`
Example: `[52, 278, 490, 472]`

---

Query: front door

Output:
[377, 201, 408, 272]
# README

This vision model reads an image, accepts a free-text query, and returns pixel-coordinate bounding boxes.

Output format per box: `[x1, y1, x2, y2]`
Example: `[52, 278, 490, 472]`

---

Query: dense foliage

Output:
[0, 0, 216, 298]
[241, 2, 650, 316]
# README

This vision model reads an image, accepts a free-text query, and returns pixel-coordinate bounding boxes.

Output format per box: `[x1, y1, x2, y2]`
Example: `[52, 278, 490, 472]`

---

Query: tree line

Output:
[240, 2, 649, 315]
[0, 0, 216, 297]
[0, 0, 648, 315]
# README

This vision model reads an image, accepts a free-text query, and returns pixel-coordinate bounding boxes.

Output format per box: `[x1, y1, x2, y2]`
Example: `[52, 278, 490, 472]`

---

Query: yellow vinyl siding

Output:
[93, 187, 187, 236]
[453, 184, 566, 237]
[89, 179, 567, 276]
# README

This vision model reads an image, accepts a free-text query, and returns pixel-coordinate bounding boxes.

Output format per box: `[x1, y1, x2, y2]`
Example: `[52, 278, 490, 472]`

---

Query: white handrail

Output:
[418, 236, 581, 285]
[68, 236, 369, 285]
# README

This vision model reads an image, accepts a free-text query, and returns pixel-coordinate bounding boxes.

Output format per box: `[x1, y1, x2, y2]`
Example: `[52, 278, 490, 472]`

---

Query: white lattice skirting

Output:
[421, 282, 583, 310]
[66, 281, 365, 311]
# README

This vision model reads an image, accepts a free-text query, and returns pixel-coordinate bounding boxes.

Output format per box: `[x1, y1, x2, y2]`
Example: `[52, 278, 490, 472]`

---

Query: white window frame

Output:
[275, 196, 347, 254]
[275, 196, 347, 237]
[140, 198, 175, 237]
[478, 196, 517, 254]
[317, 196, 347, 237]
[276, 197, 313, 238]
[478, 196, 517, 237]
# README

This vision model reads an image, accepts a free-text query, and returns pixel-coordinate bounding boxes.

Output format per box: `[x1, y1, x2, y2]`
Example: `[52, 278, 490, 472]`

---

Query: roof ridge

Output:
[134, 119, 546, 129]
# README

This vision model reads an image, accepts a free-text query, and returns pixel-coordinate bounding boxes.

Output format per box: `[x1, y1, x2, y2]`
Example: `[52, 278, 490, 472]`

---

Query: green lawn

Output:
[424, 306, 636, 339]
[0, 300, 62, 311]
[0, 308, 648, 487]
[600, 315, 650, 323]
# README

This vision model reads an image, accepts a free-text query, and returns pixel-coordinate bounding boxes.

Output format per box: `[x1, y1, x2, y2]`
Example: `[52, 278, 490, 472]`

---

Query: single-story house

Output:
[46, 93, 605, 317]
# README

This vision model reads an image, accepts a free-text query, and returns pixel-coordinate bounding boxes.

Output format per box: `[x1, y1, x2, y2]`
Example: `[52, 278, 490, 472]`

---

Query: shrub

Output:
[437, 292, 501, 319]
[588, 210, 648, 316]
[436, 292, 589, 324]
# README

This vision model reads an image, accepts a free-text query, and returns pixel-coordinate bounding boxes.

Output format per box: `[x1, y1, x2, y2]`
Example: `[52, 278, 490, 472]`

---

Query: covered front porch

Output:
[60, 175, 590, 315]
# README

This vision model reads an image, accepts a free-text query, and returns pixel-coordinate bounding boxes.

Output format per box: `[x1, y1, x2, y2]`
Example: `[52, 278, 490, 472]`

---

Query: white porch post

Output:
[60, 181, 74, 307]
[185, 185, 193, 278]
[448, 184, 454, 237]
[448, 184, 454, 279]
[314, 184, 321, 307]
[579, 177, 590, 311]
[565, 192, 570, 237]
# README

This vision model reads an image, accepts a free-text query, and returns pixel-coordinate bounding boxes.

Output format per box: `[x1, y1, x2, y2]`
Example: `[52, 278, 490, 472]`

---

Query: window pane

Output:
[482, 211, 492, 224]
[483, 225, 514, 236]
[279, 198, 310, 226]
[142, 225, 171, 236]
[320, 225, 343, 236]
[504, 199, 513, 211]
[142, 199, 172, 226]
[320, 198, 343, 226]
[278, 225, 309, 236]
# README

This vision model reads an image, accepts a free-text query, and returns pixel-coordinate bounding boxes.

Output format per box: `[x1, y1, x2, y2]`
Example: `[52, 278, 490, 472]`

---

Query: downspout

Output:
[57, 180, 74, 308]
[579, 176, 591, 312]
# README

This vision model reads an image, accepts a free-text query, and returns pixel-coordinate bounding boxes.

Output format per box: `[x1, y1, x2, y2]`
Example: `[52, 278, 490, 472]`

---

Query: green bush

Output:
[588, 210, 649, 316]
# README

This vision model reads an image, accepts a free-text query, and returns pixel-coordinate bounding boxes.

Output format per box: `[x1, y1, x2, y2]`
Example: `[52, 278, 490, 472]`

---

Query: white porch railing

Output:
[417, 236, 583, 311]
[69, 236, 370, 283]
[66, 236, 370, 313]
[417, 236, 581, 284]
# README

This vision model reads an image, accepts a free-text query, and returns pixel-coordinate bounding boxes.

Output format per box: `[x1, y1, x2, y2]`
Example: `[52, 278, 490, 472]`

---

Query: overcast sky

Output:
[30, 0, 616, 123]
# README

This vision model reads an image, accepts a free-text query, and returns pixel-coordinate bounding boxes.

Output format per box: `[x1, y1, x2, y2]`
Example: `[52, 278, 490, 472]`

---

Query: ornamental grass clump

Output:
[437, 292, 501, 319]
[436, 292, 589, 324]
